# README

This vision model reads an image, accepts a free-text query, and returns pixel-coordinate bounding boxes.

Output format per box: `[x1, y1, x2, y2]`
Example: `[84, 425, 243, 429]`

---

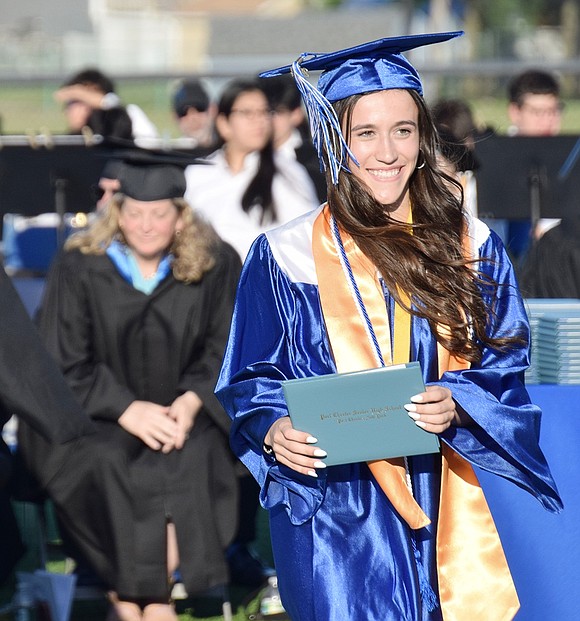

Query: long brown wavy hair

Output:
[326, 89, 520, 363]
[65, 195, 218, 283]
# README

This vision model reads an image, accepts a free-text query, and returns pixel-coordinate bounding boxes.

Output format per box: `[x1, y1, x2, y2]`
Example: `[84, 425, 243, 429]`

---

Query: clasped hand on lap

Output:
[265, 385, 462, 477]
[118, 390, 203, 453]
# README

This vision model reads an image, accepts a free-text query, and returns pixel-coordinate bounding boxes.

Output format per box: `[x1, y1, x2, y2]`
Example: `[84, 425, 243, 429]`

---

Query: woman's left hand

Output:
[404, 385, 464, 433]
[166, 391, 203, 452]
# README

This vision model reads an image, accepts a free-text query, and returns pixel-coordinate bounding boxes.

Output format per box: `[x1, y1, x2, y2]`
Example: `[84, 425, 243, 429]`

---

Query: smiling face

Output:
[118, 197, 183, 263]
[345, 89, 420, 221]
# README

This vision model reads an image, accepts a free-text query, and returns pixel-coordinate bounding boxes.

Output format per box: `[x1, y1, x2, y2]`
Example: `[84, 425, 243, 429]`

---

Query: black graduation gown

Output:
[518, 217, 580, 298]
[19, 242, 241, 600]
[0, 268, 94, 585]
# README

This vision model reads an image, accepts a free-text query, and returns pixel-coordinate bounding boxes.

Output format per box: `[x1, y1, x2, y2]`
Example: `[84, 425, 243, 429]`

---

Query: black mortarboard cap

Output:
[119, 162, 186, 201]
[100, 158, 123, 181]
[100, 145, 209, 201]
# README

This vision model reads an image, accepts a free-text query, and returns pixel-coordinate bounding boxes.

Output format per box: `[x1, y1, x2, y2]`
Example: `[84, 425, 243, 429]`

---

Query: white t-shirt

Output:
[277, 128, 304, 160]
[185, 149, 319, 261]
[127, 103, 159, 141]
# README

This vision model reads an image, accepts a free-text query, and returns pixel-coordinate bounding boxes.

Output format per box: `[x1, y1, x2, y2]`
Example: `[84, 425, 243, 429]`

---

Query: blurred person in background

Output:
[514, 71, 580, 297]
[91, 159, 123, 213]
[431, 98, 484, 220]
[0, 270, 94, 589]
[261, 75, 327, 203]
[501, 69, 565, 260]
[185, 77, 317, 589]
[55, 68, 159, 144]
[171, 78, 216, 150]
[518, 212, 580, 298]
[431, 98, 484, 150]
[20, 153, 240, 621]
[184, 77, 318, 262]
[507, 69, 563, 138]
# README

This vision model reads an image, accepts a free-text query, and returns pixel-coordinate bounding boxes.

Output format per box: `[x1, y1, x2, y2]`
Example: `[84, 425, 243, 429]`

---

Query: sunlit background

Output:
[2, 0, 580, 136]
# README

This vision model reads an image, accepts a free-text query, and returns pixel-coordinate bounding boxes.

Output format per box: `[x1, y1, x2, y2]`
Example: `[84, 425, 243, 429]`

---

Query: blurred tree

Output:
[305, 0, 343, 7]
[462, 0, 580, 33]
[462, 0, 580, 59]
[303, 0, 579, 57]
[561, 0, 580, 57]
[467, 0, 545, 30]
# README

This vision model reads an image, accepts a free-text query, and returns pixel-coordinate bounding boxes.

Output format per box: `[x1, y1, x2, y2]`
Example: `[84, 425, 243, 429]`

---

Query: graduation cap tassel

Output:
[291, 56, 358, 186]
[413, 543, 439, 613]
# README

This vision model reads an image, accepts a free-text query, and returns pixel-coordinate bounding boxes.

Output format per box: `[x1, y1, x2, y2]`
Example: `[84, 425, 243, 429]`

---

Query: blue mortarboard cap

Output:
[260, 31, 463, 184]
[261, 31, 462, 99]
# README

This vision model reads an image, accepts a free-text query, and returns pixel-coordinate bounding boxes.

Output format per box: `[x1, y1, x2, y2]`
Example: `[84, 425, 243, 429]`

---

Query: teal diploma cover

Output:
[282, 362, 440, 466]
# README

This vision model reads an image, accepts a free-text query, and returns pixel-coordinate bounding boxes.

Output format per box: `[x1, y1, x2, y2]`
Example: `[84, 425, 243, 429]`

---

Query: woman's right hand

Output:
[118, 401, 178, 452]
[53, 84, 108, 109]
[264, 416, 328, 477]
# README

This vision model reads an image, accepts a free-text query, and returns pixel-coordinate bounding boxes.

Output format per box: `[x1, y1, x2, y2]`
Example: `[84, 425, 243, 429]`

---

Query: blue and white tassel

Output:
[291, 55, 359, 186]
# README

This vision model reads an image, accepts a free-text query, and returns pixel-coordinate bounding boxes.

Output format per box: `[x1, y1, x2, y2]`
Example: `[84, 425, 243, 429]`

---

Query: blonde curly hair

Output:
[65, 194, 218, 283]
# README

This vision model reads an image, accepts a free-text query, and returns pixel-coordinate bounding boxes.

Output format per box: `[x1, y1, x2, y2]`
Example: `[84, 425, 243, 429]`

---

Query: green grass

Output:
[0, 79, 185, 139]
[4, 78, 580, 139]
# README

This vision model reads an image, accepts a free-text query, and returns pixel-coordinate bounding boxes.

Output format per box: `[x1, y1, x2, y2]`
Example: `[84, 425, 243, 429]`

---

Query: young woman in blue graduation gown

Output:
[216, 32, 562, 621]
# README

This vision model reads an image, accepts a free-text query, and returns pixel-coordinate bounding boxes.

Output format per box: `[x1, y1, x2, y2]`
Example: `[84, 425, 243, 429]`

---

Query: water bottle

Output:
[259, 575, 285, 617]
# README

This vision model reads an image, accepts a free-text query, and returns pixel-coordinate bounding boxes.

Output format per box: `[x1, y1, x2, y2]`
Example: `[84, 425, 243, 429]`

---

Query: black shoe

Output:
[227, 543, 276, 588]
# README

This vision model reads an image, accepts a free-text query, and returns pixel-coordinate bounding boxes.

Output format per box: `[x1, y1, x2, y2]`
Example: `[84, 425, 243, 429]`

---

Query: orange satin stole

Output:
[311, 206, 519, 621]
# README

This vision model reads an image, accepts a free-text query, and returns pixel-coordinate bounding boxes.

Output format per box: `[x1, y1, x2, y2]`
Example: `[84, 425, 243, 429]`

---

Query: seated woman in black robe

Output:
[19, 154, 241, 621]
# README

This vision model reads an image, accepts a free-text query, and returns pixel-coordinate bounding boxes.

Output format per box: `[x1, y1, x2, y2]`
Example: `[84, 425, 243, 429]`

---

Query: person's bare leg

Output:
[106, 592, 142, 621]
[141, 522, 179, 621]
[166, 522, 179, 577]
[141, 604, 178, 621]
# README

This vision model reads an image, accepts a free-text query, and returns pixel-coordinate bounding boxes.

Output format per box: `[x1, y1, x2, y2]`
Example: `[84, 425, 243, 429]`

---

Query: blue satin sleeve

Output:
[216, 235, 334, 525]
[426, 231, 562, 512]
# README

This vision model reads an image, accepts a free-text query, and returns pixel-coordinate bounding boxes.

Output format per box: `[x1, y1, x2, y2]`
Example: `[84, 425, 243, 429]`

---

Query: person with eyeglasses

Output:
[484, 69, 565, 264]
[184, 78, 318, 262]
[184, 78, 317, 591]
[508, 69, 565, 240]
[512, 70, 580, 298]
[507, 69, 563, 138]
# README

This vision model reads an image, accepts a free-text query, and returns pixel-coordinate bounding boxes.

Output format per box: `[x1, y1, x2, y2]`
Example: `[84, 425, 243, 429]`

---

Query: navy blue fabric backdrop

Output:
[478, 384, 580, 621]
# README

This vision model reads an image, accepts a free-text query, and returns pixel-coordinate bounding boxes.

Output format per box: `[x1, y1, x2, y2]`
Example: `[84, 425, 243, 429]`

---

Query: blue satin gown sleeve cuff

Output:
[438, 232, 562, 513]
[216, 235, 326, 524]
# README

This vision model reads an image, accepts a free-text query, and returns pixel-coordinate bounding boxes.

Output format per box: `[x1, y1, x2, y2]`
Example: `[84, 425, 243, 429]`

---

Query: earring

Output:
[416, 152, 426, 169]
